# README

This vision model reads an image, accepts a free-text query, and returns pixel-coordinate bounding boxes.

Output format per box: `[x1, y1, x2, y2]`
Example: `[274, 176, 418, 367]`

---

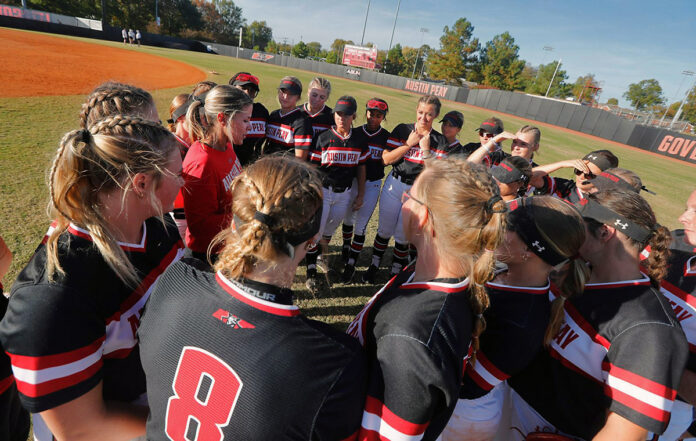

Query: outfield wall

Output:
[2, 14, 694, 166]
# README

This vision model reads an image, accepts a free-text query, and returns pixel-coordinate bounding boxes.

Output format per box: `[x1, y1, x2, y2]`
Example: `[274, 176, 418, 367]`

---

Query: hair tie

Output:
[81, 129, 92, 144]
[641, 185, 656, 195]
[484, 195, 505, 214]
[253, 211, 274, 227]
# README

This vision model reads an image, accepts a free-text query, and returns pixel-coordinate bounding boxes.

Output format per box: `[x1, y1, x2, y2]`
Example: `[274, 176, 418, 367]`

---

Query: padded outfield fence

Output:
[2, 8, 694, 166]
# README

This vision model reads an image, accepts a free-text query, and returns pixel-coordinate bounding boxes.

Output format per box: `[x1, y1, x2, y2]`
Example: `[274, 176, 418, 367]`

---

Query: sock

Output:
[392, 241, 409, 274]
[342, 223, 354, 249]
[348, 233, 366, 266]
[370, 234, 390, 267]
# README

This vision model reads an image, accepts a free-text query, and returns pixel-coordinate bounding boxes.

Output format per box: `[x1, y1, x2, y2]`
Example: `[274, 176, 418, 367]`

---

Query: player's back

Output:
[139, 258, 367, 440]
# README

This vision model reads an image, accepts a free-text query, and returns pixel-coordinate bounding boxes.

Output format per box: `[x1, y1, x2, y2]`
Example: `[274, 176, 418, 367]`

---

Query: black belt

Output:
[393, 173, 415, 185]
[323, 183, 350, 193]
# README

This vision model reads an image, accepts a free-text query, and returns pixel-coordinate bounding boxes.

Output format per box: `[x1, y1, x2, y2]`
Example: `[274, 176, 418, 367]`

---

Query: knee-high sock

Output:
[370, 234, 390, 267]
[342, 223, 353, 250]
[392, 241, 410, 274]
[347, 233, 365, 266]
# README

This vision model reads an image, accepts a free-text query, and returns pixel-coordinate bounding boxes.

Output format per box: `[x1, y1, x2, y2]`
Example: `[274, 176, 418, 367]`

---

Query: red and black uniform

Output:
[509, 276, 688, 439]
[534, 176, 585, 203]
[300, 103, 334, 138]
[233, 102, 269, 166]
[461, 279, 551, 398]
[138, 258, 367, 440]
[362, 125, 391, 183]
[386, 124, 450, 185]
[0, 294, 29, 441]
[182, 141, 243, 255]
[172, 135, 191, 237]
[0, 218, 184, 441]
[347, 265, 474, 440]
[263, 107, 312, 155]
[309, 126, 369, 189]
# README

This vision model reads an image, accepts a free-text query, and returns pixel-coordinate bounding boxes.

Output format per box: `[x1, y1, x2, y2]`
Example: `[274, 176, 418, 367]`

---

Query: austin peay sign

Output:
[403, 79, 450, 98]
[653, 134, 696, 164]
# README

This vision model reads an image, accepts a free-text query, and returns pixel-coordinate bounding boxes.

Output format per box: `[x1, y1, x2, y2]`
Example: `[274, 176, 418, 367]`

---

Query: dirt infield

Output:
[0, 27, 206, 97]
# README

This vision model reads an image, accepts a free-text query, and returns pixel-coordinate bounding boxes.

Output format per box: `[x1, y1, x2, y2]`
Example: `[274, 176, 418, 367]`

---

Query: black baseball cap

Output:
[491, 158, 529, 184]
[334, 96, 357, 116]
[591, 171, 637, 193]
[231, 72, 260, 91]
[440, 111, 464, 128]
[278, 77, 302, 96]
[477, 118, 504, 135]
[582, 150, 617, 172]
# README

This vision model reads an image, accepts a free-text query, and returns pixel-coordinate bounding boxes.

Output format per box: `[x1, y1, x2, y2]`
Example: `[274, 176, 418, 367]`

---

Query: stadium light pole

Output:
[669, 70, 696, 130]
[360, 0, 371, 46]
[545, 58, 562, 97]
[661, 70, 692, 125]
[411, 28, 428, 79]
[384, 0, 402, 72]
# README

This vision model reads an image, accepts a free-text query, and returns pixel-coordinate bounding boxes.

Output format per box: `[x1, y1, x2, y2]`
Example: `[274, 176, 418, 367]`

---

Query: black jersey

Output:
[0, 295, 29, 441]
[360, 124, 390, 182]
[461, 141, 480, 156]
[0, 218, 184, 415]
[385, 123, 450, 183]
[309, 126, 369, 189]
[509, 276, 688, 439]
[347, 265, 474, 440]
[461, 278, 550, 399]
[139, 259, 366, 441]
[659, 249, 696, 371]
[300, 103, 334, 137]
[264, 107, 312, 155]
[233, 102, 269, 166]
[534, 176, 585, 203]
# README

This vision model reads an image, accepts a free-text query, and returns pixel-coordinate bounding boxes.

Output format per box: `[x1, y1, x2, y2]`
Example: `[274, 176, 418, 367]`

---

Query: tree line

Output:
[9, 1, 696, 124]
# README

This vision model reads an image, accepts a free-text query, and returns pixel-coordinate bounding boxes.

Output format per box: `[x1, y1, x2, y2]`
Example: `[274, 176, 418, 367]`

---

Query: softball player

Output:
[300, 77, 333, 137]
[361, 95, 455, 284]
[340, 98, 390, 283]
[229, 72, 269, 166]
[264, 76, 312, 157]
[305, 96, 368, 293]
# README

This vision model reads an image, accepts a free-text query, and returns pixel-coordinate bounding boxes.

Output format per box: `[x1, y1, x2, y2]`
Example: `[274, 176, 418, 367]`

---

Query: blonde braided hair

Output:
[79, 82, 155, 129]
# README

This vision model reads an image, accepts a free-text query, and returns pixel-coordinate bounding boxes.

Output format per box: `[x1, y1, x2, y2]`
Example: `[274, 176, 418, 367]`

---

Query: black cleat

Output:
[361, 264, 379, 284]
[342, 264, 356, 284]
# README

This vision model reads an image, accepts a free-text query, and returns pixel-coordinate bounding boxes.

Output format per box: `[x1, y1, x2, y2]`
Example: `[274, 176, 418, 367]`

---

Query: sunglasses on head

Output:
[367, 100, 388, 112]
[235, 73, 259, 85]
[574, 169, 596, 179]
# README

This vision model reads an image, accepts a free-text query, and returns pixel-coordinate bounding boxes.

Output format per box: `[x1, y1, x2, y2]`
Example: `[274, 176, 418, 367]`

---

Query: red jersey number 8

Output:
[165, 346, 243, 441]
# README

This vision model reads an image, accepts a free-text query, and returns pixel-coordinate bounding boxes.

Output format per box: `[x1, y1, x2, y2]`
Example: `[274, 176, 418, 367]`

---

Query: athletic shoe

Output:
[341, 245, 350, 262]
[316, 255, 329, 273]
[305, 276, 320, 296]
[342, 264, 356, 284]
[361, 264, 378, 284]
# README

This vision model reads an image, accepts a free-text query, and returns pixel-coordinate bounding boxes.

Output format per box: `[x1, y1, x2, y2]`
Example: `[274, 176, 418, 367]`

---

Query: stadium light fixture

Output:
[669, 70, 696, 130]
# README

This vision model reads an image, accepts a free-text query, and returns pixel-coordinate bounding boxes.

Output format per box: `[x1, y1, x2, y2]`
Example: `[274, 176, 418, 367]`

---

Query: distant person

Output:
[229, 72, 269, 166]
[128, 28, 135, 45]
[135, 29, 141, 46]
[121, 28, 127, 44]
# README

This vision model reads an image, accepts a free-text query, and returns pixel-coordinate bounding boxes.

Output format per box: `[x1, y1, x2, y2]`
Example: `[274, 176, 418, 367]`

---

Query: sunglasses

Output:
[401, 190, 425, 205]
[478, 130, 494, 138]
[574, 169, 596, 179]
[236, 73, 259, 85]
[367, 99, 388, 112]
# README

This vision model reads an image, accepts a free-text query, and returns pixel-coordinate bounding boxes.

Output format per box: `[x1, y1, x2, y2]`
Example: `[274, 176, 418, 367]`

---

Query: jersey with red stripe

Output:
[0, 294, 29, 441]
[233, 102, 269, 166]
[535, 176, 585, 203]
[509, 276, 688, 439]
[309, 126, 369, 188]
[360, 124, 390, 182]
[263, 107, 312, 155]
[0, 217, 184, 418]
[385, 123, 449, 182]
[347, 265, 474, 440]
[660, 248, 696, 371]
[299, 103, 334, 137]
[460, 278, 551, 399]
[138, 259, 366, 440]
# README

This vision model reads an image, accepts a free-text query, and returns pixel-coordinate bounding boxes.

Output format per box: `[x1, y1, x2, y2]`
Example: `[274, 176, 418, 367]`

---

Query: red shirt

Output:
[182, 141, 242, 253]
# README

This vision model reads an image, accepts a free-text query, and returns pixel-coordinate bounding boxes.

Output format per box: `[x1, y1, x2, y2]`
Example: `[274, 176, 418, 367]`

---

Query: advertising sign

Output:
[342, 44, 377, 70]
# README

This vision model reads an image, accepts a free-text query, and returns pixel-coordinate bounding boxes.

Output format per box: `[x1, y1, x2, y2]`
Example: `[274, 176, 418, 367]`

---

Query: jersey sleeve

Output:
[384, 124, 408, 152]
[0, 295, 30, 441]
[293, 115, 313, 151]
[312, 349, 367, 441]
[309, 132, 325, 166]
[0, 283, 105, 412]
[604, 322, 688, 434]
[359, 335, 458, 440]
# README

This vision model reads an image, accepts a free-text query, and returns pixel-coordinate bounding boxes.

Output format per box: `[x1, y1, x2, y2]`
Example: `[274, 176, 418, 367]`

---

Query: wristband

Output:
[421, 150, 433, 159]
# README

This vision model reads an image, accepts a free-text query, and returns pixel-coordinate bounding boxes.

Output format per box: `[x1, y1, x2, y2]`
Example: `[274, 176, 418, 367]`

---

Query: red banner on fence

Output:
[342, 45, 377, 70]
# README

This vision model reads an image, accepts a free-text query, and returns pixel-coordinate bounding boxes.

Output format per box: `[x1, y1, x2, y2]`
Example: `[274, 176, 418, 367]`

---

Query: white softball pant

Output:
[376, 173, 411, 244]
[441, 383, 506, 441]
[319, 186, 352, 239]
[344, 178, 383, 236]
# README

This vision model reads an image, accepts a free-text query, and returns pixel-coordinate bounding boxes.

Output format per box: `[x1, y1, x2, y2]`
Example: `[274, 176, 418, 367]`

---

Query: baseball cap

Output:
[491, 158, 529, 184]
[582, 150, 617, 172]
[477, 117, 503, 135]
[440, 111, 464, 128]
[334, 96, 358, 116]
[278, 77, 302, 96]
[590, 171, 637, 193]
[231, 72, 260, 91]
[366, 98, 389, 113]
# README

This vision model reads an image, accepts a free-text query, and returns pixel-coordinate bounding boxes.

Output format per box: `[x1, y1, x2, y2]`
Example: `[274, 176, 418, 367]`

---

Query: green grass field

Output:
[1, 28, 694, 327]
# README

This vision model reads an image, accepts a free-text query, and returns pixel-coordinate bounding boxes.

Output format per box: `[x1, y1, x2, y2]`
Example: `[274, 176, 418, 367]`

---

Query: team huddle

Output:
[0, 71, 694, 441]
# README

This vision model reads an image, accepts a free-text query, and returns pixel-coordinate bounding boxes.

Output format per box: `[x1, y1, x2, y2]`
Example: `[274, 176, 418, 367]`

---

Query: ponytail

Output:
[544, 257, 589, 346]
[644, 224, 672, 285]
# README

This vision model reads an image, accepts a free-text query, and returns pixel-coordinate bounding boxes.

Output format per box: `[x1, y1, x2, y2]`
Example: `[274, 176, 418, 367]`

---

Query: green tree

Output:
[623, 79, 665, 110]
[402, 45, 431, 78]
[291, 41, 309, 58]
[157, 0, 202, 37]
[667, 86, 696, 124]
[27, 0, 101, 19]
[572, 74, 602, 103]
[242, 20, 272, 50]
[109, 0, 155, 30]
[525, 60, 570, 98]
[325, 51, 339, 64]
[306, 41, 323, 58]
[479, 32, 526, 91]
[195, 0, 245, 45]
[384, 44, 406, 75]
[607, 98, 619, 106]
[427, 18, 480, 84]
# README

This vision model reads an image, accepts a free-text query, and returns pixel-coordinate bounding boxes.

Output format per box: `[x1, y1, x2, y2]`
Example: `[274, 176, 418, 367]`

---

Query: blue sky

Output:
[234, 0, 696, 108]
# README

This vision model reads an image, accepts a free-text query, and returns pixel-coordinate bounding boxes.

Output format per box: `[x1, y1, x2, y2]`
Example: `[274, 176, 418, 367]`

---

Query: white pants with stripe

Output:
[319, 186, 352, 239]
[344, 178, 383, 236]
[441, 382, 506, 441]
[506, 387, 583, 440]
[376, 173, 411, 244]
